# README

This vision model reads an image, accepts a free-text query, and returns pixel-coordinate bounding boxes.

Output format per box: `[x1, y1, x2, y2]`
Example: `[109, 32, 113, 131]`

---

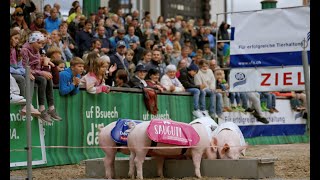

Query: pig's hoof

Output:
[195, 174, 202, 179]
[128, 173, 134, 179]
[136, 175, 143, 179]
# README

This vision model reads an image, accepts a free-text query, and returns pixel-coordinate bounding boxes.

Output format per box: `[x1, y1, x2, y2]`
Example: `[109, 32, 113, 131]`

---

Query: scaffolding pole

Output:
[301, 39, 310, 134]
[25, 58, 33, 180]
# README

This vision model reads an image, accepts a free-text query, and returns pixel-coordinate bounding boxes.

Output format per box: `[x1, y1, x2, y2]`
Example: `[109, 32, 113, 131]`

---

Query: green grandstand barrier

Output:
[10, 104, 46, 168]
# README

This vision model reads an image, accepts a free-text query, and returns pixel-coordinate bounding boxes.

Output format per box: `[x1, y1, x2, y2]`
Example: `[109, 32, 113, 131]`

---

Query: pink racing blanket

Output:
[147, 119, 200, 146]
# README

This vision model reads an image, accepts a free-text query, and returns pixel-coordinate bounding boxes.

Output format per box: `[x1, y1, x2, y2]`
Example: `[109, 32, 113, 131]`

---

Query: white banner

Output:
[219, 99, 307, 138]
[220, 99, 306, 126]
[229, 66, 307, 92]
[230, 6, 310, 67]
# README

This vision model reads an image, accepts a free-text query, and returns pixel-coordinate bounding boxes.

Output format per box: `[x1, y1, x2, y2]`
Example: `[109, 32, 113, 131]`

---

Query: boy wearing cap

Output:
[21, 31, 62, 122]
[179, 64, 207, 118]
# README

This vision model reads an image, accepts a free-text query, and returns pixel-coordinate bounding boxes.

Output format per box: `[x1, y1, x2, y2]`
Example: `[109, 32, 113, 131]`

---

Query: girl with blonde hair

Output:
[80, 53, 111, 94]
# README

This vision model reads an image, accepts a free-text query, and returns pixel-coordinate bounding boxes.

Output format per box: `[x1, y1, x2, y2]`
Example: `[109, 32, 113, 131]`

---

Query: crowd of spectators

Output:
[9, 0, 307, 123]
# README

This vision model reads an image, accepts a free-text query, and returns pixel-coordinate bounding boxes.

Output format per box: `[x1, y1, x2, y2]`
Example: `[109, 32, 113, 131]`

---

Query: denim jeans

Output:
[260, 92, 275, 109]
[186, 88, 205, 111]
[200, 88, 223, 116]
[229, 92, 241, 105]
[240, 92, 249, 109]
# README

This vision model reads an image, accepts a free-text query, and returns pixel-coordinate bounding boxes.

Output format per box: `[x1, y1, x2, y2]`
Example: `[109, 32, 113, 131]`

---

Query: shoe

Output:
[39, 110, 53, 122]
[201, 110, 209, 117]
[231, 106, 237, 111]
[296, 106, 306, 111]
[269, 108, 275, 113]
[209, 113, 216, 120]
[261, 102, 270, 112]
[20, 105, 41, 116]
[302, 112, 308, 119]
[236, 106, 246, 112]
[273, 108, 279, 113]
[193, 110, 204, 118]
[223, 107, 232, 112]
[217, 113, 224, 119]
[252, 110, 259, 118]
[245, 108, 255, 113]
[10, 94, 26, 104]
[292, 107, 302, 112]
[48, 109, 62, 121]
[256, 116, 269, 124]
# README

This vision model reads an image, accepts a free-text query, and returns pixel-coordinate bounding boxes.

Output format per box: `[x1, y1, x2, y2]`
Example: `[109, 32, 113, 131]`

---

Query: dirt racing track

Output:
[10, 143, 310, 180]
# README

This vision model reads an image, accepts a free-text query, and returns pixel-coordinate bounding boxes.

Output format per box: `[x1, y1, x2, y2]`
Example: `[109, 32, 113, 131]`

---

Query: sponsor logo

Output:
[233, 72, 247, 88]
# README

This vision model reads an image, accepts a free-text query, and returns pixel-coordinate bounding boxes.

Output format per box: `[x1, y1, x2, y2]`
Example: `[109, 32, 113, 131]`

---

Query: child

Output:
[10, 73, 26, 104]
[46, 46, 63, 62]
[59, 57, 85, 96]
[115, 69, 130, 88]
[51, 59, 66, 85]
[194, 60, 222, 119]
[214, 68, 232, 112]
[126, 48, 136, 78]
[203, 44, 216, 61]
[10, 29, 40, 115]
[20, 31, 61, 122]
[137, 50, 152, 66]
[80, 53, 111, 94]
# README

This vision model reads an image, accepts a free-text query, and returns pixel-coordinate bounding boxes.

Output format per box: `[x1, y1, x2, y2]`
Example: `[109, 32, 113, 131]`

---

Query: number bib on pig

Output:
[111, 119, 143, 145]
[147, 119, 200, 146]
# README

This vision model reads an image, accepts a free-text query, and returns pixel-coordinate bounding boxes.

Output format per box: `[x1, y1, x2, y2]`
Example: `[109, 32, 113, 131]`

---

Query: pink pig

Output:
[212, 122, 248, 159]
[98, 122, 131, 179]
[127, 118, 218, 179]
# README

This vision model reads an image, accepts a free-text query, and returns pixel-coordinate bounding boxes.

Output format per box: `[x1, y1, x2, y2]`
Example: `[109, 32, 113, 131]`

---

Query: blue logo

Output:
[233, 72, 247, 88]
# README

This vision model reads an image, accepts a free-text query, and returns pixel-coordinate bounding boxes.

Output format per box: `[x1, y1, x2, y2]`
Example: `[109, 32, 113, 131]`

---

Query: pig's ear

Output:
[221, 143, 230, 155]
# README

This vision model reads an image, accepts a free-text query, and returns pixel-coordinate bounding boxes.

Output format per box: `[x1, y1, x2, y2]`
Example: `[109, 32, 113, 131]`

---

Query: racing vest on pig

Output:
[111, 118, 143, 145]
[147, 119, 200, 146]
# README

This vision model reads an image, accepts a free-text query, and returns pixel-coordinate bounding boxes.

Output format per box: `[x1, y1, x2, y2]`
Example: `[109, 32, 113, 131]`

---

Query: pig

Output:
[212, 122, 248, 159]
[98, 122, 131, 179]
[127, 117, 218, 179]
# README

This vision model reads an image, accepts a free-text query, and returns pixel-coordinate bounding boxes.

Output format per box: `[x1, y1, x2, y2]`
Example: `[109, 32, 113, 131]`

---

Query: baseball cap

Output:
[134, 64, 147, 72]
[117, 28, 126, 34]
[116, 40, 126, 48]
[187, 63, 199, 71]
[129, 39, 137, 44]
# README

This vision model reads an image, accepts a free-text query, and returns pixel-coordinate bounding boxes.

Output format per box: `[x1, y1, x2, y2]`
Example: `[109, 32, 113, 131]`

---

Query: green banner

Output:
[10, 104, 46, 168]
